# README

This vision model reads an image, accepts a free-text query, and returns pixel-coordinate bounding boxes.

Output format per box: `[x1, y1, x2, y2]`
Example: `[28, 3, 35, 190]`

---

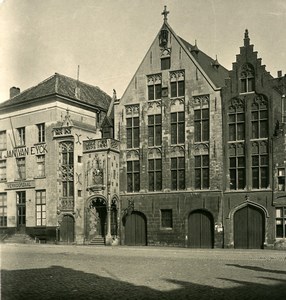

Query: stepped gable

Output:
[0, 73, 112, 111]
[179, 36, 229, 88]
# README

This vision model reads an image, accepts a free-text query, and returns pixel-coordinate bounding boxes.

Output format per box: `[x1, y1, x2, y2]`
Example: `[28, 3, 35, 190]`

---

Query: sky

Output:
[0, 0, 286, 102]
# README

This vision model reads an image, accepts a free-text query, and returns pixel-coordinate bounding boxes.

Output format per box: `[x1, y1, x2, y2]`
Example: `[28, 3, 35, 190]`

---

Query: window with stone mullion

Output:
[171, 157, 185, 190]
[194, 155, 209, 189]
[194, 108, 209, 142]
[252, 153, 268, 189]
[127, 160, 140, 192]
[228, 109, 245, 141]
[148, 115, 162, 146]
[148, 158, 162, 191]
[171, 112, 185, 144]
[251, 108, 268, 139]
[126, 117, 139, 149]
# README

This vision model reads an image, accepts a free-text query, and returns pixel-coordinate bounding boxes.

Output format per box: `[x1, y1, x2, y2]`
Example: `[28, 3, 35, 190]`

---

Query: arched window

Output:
[240, 63, 255, 93]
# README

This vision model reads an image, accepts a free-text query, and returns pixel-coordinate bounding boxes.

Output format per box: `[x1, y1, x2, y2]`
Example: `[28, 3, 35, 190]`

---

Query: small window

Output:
[161, 209, 173, 228]
[161, 57, 170, 70]
[278, 168, 285, 191]
[78, 156, 82, 163]
[276, 207, 286, 238]
[78, 190, 82, 197]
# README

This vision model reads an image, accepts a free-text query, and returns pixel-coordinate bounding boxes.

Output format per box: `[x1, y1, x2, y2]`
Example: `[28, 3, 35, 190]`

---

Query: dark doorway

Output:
[124, 212, 147, 246]
[16, 191, 26, 233]
[234, 205, 265, 249]
[88, 198, 107, 239]
[188, 210, 214, 248]
[60, 215, 74, 244]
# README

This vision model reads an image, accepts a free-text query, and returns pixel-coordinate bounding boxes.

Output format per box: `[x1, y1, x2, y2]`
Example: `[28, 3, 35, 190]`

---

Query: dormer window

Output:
[240, 63, 255, 93]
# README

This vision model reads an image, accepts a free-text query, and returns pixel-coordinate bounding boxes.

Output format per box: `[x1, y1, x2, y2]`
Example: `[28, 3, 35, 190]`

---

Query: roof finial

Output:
[161, 5, 169, 22]
[244, 29, 250, 46]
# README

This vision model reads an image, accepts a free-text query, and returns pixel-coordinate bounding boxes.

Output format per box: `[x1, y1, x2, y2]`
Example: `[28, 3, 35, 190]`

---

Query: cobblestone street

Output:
[1, 244, 286, 300]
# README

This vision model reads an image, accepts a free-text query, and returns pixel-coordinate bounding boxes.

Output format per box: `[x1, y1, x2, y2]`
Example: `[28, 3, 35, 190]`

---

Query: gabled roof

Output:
[0, 73, 112, 111]
[178, 37, 229, 88]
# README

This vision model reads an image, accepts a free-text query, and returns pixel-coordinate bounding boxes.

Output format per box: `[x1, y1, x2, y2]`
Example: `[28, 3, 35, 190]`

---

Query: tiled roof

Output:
[0, 73, 112, 111]
[179, 37, 229, 88]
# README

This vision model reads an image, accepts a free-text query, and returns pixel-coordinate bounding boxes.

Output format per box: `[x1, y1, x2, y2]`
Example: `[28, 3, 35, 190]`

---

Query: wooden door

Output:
[188, 210, 214, 248]
[125, 212, 147, 246]
[60, 215, 74, 243]
[234, 205, 264, 249]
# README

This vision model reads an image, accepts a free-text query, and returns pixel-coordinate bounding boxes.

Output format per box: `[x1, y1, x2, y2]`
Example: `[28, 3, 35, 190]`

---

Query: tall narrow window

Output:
[61, 142, 74, 198]
[171, 157, 185, 190]
[16, 191, 26, 226]
[252, 142, 268, 189]
[171, 112, 185, 144]
[229, 107, 245, 141]
[16, 158, 25, 179]
[194, 155, 209, 189]
[148, 115, 162, 146]
[229, 154, 245, 190]
[126, 117, 139, 148]
[276, 207, 286, 238]
[36, 155, 45, 177]
[148, 158, 162, 191]
[0, 160, 6, 182]
[37, 123, 45, 143]
[251, 101, 268, 139]
[127, 160, 140, 192]
[170, 70, 185, 98]
[240, 63, 255, 93]
[36, 190, 46, 226]
[0, 193, 7, 227]
[161, 209, 173, 228]
[194, 108, 209, 142]
[17, 127, 25, 146]
[0, 131, 6, 150]
[147, 74, 162, 100]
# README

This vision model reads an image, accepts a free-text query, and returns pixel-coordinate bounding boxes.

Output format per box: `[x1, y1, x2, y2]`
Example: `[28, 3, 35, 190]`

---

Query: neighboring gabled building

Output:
[114, 8, 229, 248]
[0, 73, 120, 245]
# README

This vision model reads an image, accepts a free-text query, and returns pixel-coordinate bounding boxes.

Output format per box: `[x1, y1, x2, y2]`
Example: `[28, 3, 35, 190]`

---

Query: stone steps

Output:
[4, 233, 35, 244]
[89, 236, 105, 246]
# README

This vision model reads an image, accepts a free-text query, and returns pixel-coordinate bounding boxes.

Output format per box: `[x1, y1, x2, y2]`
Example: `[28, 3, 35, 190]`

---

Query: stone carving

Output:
[193, 94, 209, 106]
[170, 70, 185, 81]
[147, 74, 162, 85]
[125, 104, 140, 115]
[240, 63, 254, 78]
[126, 149, 140, 160]
[229, 97, 245, 110]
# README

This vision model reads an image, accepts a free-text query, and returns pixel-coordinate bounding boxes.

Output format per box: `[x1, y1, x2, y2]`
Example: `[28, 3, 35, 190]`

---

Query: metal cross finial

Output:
[161, 5, 169, 21]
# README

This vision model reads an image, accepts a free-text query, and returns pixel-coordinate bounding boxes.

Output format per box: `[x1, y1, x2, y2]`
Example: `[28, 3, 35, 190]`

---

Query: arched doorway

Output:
[87, 197, 107, 242]
[234, 205, 265, 249]
[60, 215, 74, 244]
[188, 210, 214, 248]
[124, 212, 147, 246]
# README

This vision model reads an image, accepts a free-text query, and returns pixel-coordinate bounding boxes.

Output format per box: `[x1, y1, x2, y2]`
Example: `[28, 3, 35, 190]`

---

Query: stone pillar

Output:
[105, 153, 113, 245]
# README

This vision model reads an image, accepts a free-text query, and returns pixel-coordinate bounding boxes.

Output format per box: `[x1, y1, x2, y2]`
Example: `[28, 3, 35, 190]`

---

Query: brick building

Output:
[115, 9, 286, 249]
[115, 8, 228, 248]
[1, 8, 286, 249]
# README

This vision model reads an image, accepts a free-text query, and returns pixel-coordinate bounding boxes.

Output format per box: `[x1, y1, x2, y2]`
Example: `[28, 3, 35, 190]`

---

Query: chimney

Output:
[10, 87, 20, 98]
[277, 70, 282, 78]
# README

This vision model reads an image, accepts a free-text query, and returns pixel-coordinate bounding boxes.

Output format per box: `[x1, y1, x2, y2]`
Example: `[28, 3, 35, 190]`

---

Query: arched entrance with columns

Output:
[85, 195, 120, 245]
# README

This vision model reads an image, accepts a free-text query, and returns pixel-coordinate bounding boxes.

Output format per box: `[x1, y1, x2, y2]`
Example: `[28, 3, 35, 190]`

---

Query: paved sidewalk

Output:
[1, 244, 286, 300]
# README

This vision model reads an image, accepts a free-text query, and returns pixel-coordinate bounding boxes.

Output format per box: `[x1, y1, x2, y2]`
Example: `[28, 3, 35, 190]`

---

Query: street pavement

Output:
[1, 243, 286, 300]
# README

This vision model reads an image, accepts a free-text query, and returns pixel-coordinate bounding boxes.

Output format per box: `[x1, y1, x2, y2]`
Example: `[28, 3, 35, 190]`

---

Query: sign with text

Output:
[0, 144, 48, 159]
[5, 180, 35, 190]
